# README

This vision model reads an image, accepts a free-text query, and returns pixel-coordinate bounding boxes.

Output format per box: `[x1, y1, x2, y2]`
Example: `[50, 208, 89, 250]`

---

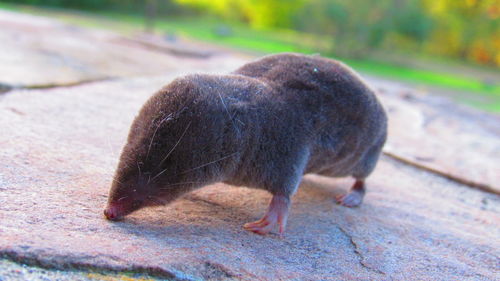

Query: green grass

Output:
[1, 2, 499, 112]
[346, 59, 500, 95]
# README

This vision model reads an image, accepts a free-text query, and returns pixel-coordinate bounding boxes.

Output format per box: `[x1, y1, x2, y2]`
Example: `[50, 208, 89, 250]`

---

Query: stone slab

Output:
[0, 9, 499, 280]
[0, 258, 159, 281]
[0, 9, 240, 88]
[1, 78, 498, 280]
[367, 78, 500, 193]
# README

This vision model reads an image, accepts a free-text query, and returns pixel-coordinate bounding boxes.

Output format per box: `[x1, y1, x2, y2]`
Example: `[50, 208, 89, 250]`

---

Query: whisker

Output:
[137, 161, 142, 177]
[146, 114, 173, 160]
[217, 92, 239, 134]
[112, 177, 123, 185]
[159, 181, 205, 190]
[157, 121, 192, 168]
[149, 167, 168, 183]
[146, 196, 167, 205]
[150, 152, 237, 185]
[179, 152, 238, 175]
[104, 132, 122, 176]
[117, 196, 128, 202]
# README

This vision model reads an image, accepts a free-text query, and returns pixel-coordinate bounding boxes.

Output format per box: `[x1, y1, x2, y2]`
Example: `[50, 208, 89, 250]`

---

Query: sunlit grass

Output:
[155, 19, 500, 104]
[154, 17, 321, 54]
[345, 59, 500, 95]
[1, 2, 499, 112]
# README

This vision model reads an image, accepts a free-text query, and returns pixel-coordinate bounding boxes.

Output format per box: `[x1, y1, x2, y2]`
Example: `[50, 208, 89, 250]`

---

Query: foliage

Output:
[0, 0, 183, 14]
[2, 0, 500, 67]
[175, 0, 305, 28]
[422, 0, 500, 66]
[175, 0, 500, 67]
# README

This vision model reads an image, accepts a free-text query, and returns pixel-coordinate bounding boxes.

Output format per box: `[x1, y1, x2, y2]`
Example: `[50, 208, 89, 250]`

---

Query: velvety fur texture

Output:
[104, 53, 387, 221]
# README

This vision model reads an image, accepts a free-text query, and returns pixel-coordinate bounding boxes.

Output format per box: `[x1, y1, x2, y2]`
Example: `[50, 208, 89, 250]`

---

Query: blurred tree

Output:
[292, 0, 432, 58]
[422, 0, 500, 66]
[3, 0, 499, 66]
[145, 0, 158, 33]
[0, 0, 182, 15]
[393, 1, 433, 44]
[175, 0, 305, 28]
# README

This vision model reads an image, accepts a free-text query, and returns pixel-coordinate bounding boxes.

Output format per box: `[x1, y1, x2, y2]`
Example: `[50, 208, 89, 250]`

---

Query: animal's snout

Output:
[103, 205, 122, 221]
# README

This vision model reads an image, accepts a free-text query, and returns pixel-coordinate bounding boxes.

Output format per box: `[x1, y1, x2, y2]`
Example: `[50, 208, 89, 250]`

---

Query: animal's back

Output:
[166, 74, 314, 191]
[154, 54, 387, 186]
[235, 53, 387, 177]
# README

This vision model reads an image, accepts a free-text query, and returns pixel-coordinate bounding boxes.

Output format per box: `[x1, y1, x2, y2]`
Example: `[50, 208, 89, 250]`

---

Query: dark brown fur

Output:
[104, 53, 387, 222]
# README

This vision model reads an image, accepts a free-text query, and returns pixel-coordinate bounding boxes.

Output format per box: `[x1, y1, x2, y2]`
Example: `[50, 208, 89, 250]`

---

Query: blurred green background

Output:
[1, 0, 499, 112]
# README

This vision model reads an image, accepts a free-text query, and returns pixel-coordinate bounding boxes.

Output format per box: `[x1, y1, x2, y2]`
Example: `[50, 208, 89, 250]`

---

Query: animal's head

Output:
[104, 82, 199, 221]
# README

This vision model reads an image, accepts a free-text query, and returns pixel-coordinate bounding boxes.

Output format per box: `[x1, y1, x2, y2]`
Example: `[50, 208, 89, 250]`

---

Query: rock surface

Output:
[0, 9, 238, 89]
[0, 9, 499, 281]
[0, 258, 156, 281]
[369, 78, 500, 193]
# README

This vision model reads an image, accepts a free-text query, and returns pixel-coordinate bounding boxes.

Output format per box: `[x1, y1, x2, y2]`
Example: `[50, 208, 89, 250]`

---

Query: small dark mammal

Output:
[104, 53, 387, 236]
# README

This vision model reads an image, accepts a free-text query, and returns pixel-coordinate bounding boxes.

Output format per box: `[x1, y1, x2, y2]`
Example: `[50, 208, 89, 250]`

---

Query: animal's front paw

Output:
[243, 217, 275, 235]
[243, 194, 290, 237]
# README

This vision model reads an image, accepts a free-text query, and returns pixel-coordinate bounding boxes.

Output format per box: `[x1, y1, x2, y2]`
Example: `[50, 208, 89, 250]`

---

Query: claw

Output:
[336, 180, 365, 208]
[244, 195, 290, 236]
[336, 193, 363, 207]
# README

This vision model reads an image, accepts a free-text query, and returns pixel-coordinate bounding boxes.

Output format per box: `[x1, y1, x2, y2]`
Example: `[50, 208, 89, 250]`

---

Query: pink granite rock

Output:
[368, 78, 500, 194]
[0, 78, 498, 280]
[0, 9, 243, 89]
[0, 9, 498, 280]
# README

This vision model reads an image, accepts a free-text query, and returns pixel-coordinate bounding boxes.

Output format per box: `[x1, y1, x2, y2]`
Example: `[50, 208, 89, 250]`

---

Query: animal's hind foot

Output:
[336, 180, 365, 208]
[336, 191, 363, 207]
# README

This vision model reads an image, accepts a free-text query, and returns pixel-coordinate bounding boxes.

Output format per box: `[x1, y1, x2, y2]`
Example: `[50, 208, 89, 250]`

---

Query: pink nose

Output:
[103, 205, 122, 221]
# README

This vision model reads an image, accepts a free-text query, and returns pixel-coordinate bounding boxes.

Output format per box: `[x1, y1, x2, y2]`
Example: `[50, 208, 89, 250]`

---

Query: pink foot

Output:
[336, 180, 365, 208]
[336, 192, 363, 207]
[243, 195, 290, 237]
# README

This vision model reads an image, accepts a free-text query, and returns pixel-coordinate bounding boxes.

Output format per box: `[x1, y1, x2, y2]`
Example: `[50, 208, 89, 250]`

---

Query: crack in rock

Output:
[0, 250, 194, 281]
[116, 37, 214, 59]
[0, 82, 13, 94]
[22, 77, 117, 90]
[383, 151, 498, 195]
[0, 77, 117, 95]
[337, 226, 386, 276]
[201, 261, 238, 280]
